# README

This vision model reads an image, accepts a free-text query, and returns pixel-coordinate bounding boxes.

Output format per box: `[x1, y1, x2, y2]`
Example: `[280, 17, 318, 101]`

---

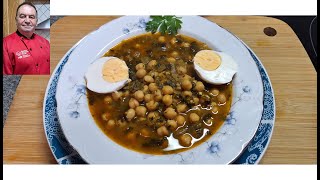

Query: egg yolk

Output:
[102, 58, 129, 82]
[194, 50, 221, 71]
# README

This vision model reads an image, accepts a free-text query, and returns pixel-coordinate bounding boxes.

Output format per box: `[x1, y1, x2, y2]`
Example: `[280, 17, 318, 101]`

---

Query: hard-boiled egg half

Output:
[85, 57, 130, 93]
[193, 50, 238, 85]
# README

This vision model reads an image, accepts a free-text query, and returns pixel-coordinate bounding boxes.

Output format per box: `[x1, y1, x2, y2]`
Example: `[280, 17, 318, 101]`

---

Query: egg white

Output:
[85, 57, 130, 94]
[194, 51, 238, 85]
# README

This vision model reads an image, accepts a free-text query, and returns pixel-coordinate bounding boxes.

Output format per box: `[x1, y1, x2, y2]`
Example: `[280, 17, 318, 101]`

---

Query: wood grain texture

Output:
[3, 0, 9, 37]
[3, 16, 317, 164]
[3, 0, 25, 37]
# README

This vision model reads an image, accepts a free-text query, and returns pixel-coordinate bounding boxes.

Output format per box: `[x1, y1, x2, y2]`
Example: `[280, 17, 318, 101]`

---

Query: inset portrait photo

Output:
[3, 1, 50, 75]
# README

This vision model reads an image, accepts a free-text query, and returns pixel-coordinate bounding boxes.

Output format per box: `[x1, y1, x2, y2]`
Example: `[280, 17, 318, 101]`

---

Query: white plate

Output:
[45, 16, 275, 164]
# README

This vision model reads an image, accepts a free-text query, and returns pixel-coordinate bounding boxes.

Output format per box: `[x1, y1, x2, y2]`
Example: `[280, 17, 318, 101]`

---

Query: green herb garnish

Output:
[146, 16, 182, 35]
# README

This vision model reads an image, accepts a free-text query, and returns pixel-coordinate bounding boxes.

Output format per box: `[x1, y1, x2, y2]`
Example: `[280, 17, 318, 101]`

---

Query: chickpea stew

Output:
[87, 32, 232, 155]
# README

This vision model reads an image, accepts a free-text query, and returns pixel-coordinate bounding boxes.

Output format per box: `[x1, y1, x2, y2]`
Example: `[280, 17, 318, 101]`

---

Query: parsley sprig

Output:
[146, 16, 182, 35]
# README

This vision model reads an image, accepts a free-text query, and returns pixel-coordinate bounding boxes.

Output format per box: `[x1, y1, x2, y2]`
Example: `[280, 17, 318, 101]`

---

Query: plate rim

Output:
[228, 34, 276, 164]
[237, 42, 276, 164]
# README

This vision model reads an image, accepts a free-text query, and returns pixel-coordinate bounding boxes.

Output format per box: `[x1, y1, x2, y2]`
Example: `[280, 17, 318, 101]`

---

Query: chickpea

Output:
[118, 120, 128, 128]
[101, 112, 110, 121]
[125, 108, 136, 121]
[149, 83, 158, 92]
[106, 119, 116, 130]
[164, 107, 177, 119]
[193, 97, 200, 105]
[182, 42, 190, 48]
[181, 79, 192, 90]
[134, 90, 144, 102]
[176, 115, 186, 126]
[177, 66, 187, 74]
[153, 89, 163, 102]
[170, 37, 177, 45]
[157, 126, 169, 136]
[162, 85, 174, 95]
[127, 132, 136, 141]
[211, 88, 219, 96]
[192, 79, 198, 85]
[179, 134, 192, 147]
[112, 91, 122, 101]
[103, 96, 113, 104]
[155, 120, 166, 128]
[146, 100, 159, 111]
[167, 57, 176, 63]
[137, 117, 147, 122]
[136, 69, 147, 79]
[212, 106, 219, 114]
[149, 71, 159, 78]
[144, 75, 154, 83]
[162, 95, 173, 106]
[189, 113, 200, 123]
[147, 60, 157, 70]
[204, 118, 213, 126]
[195, 81, 205, 92]
[200, 94, 210, 103]
[217, 93, 227, 104]
[177, 103, 187, 113]
[158, 72, 166, 79]
[140, 128, 151, 137]
[158, 36, 166, 43]
[147, 111, 159, 121]
[143, 85, 149, 93]
[136, 106, 147, 117]
[135, 63, 145, 70]
[167, 120, 178, 130]
[129, 98, 139, 109]
[182, 91, 192, 97]
[171, 51, 179, 58]
[144, 94, 154, 102]
[182, 74, 192, 80]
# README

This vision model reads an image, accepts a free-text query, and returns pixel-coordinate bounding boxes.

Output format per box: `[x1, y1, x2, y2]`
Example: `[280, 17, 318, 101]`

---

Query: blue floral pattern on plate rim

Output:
[43, 22, 275, 165]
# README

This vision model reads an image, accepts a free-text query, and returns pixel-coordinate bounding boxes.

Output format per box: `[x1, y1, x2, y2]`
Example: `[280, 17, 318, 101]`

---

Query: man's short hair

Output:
[15, 2, 38, 19]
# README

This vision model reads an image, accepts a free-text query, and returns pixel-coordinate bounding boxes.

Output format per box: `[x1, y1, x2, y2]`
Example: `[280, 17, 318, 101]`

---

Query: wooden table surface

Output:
[3, 16, 317, 164]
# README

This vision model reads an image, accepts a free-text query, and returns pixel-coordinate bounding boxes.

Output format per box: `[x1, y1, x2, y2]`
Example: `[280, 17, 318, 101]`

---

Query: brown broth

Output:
[87, 32, 232, 155]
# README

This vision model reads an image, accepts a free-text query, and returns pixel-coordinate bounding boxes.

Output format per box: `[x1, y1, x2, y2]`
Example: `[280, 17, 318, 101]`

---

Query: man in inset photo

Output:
[3, 2, 50, 75]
